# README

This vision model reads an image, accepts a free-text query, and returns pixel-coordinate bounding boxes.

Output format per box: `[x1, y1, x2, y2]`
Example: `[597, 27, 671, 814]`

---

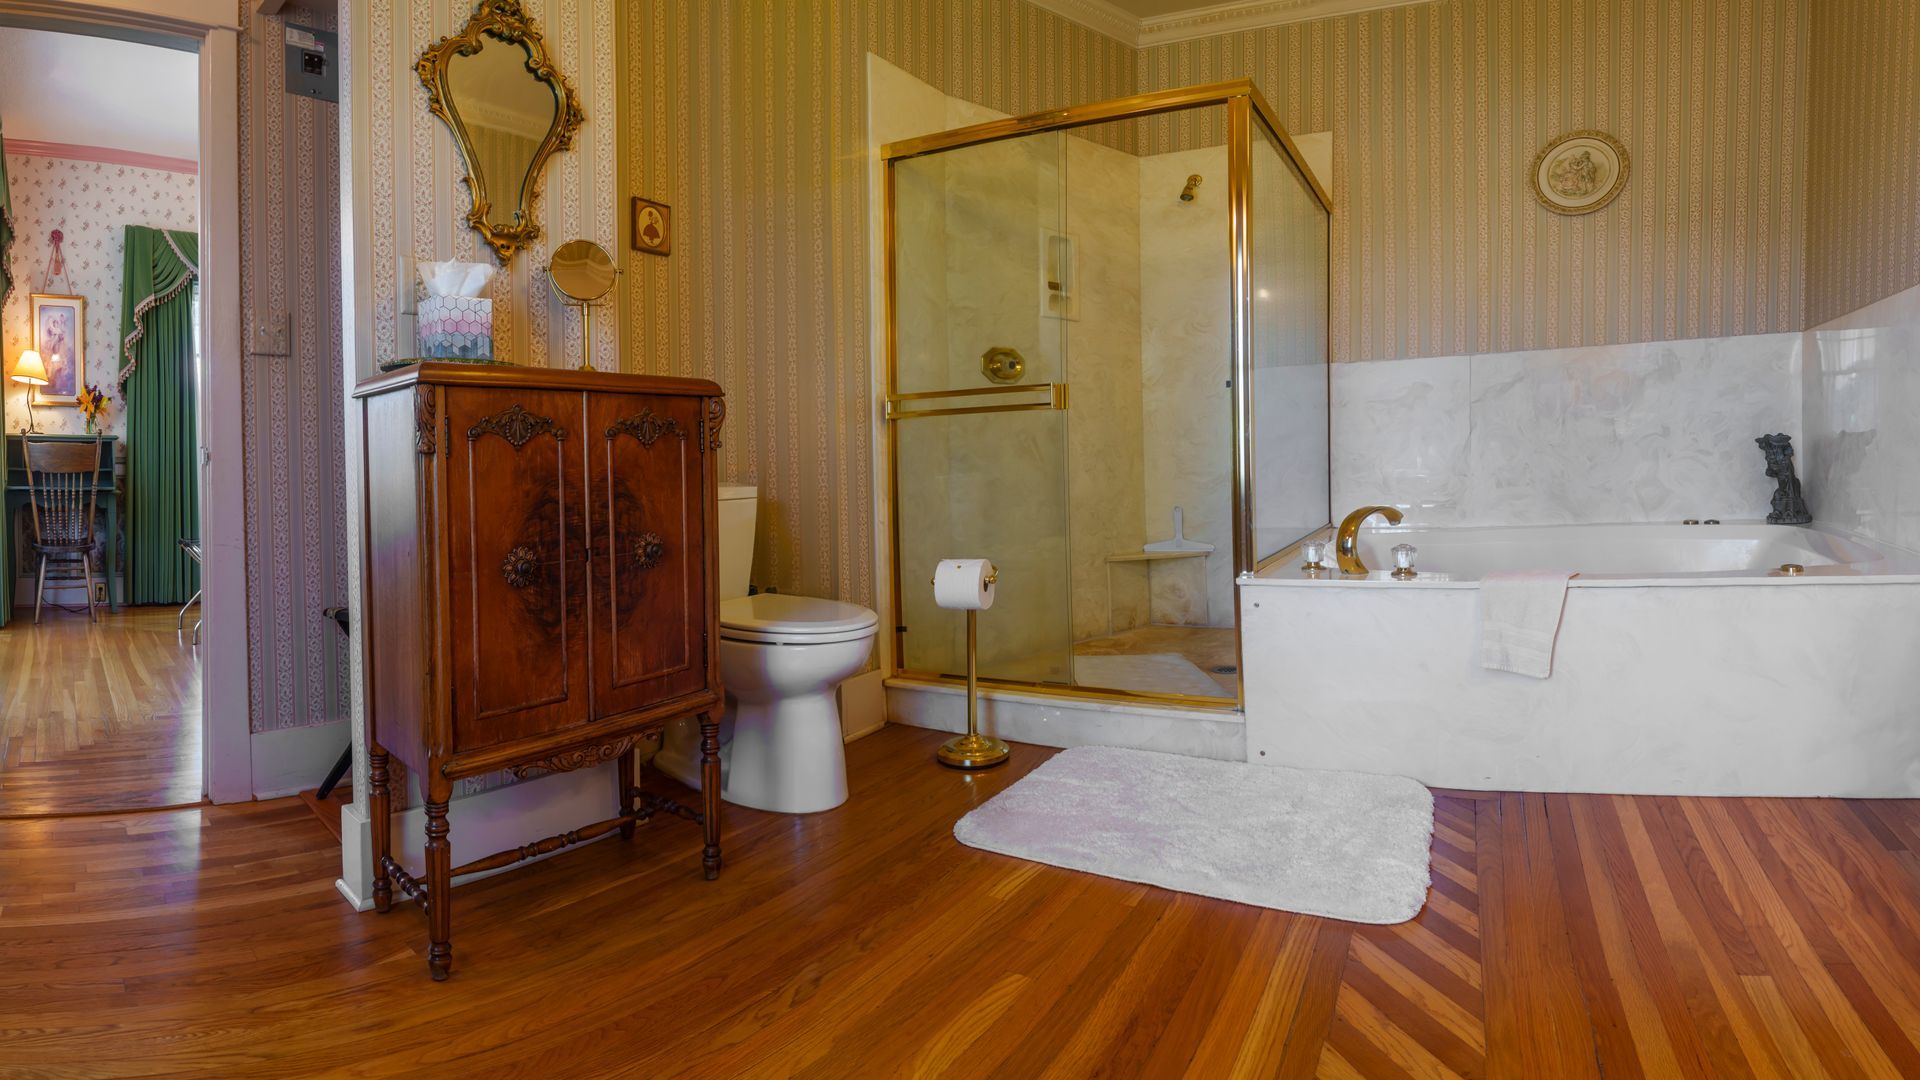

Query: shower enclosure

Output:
[882, 80, 1330, 707]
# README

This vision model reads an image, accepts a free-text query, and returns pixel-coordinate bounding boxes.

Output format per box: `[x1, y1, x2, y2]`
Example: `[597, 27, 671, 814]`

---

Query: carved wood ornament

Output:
[700, 396, 727, 453]
[605, 407, 687, 447]
[415, 387, 437, 455]
[506, 736, 638, 780]
[468, 403, 566, 448]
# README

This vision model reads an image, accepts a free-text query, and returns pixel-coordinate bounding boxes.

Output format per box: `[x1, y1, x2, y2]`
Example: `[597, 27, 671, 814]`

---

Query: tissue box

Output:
[416, 295, 493, 360]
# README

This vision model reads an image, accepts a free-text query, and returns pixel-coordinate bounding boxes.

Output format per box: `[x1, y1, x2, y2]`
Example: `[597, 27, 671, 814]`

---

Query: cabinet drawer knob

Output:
[502, 545, 541, 588]
[635, 532, 666, 571]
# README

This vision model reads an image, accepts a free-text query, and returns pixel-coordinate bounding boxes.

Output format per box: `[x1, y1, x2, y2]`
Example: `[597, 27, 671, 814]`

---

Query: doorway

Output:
[0, 1, 245, 813]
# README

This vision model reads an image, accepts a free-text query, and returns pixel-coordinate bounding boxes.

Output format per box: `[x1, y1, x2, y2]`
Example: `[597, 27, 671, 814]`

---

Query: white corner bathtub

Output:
[1240, 521, 1920, 797]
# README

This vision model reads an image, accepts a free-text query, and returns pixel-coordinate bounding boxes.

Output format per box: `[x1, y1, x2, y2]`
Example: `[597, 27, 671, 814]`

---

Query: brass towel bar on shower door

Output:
[883, 382, 1069, 421]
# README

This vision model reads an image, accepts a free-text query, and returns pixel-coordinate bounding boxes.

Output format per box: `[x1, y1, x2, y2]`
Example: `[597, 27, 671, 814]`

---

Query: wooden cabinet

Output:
[354, 364, 726, 981]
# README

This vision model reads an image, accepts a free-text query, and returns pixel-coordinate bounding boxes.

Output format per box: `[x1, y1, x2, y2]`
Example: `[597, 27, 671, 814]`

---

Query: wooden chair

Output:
[21, 435, 106, 624]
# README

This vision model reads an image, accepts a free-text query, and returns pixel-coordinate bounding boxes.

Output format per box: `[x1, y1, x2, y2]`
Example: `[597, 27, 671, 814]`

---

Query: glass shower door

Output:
[888, 131, 1075, 686]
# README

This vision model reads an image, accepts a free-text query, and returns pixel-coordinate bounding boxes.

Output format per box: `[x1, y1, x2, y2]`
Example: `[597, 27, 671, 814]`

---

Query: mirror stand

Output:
[547, 238, 619, 372]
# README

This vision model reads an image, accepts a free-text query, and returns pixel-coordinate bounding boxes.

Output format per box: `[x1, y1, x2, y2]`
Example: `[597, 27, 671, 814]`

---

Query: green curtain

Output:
[120, 225, 199, 605]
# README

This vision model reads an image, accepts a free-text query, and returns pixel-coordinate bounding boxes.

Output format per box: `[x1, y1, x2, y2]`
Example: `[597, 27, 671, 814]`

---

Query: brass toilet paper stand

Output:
[937, 571, 1010, 771]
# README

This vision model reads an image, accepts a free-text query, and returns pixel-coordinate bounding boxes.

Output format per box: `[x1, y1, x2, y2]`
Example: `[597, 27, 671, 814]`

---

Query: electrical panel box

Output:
[284, 23, 338, 103]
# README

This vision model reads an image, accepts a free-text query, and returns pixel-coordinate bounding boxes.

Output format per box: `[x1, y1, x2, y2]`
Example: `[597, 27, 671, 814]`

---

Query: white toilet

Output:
[653, 485, 878, 813]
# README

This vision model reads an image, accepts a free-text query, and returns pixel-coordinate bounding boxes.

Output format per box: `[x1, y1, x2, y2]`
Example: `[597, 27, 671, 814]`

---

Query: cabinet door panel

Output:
[588, 394, 709, 717]
[444, 387, 589, 751]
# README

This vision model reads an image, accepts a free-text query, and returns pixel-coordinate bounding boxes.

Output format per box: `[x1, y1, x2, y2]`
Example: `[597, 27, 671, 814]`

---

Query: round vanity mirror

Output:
[548, 239, 617, 302]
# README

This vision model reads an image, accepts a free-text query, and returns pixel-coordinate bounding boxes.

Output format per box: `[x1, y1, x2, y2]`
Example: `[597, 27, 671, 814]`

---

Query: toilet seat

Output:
[720, 594, 879, 646]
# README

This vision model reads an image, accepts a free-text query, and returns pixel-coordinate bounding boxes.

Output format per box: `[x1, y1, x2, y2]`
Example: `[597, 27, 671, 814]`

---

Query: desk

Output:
[3, 434, 121, 626]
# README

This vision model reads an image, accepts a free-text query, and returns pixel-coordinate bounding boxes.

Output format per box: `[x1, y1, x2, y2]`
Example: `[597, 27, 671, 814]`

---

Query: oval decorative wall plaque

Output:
[1530, 130, 1630, 215]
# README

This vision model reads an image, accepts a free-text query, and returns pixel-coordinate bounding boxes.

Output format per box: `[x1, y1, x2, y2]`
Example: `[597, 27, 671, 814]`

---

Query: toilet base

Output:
[655, 692, 850, 814]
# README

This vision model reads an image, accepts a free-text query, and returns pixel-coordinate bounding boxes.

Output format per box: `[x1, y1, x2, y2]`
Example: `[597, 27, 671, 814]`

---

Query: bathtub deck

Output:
[7, 723, 1920, 1076]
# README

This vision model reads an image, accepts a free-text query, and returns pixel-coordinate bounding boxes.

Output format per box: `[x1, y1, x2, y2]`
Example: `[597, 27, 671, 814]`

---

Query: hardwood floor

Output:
[0, 606, 202, 816]
[6, 724, 1920, 1077]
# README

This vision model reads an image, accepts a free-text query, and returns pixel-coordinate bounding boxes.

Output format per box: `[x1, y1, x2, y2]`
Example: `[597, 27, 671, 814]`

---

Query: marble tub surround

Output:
[1802, 281, 1920, 554]
[1332, 332, 1804, 527]
[1243, 520, 1920, 796]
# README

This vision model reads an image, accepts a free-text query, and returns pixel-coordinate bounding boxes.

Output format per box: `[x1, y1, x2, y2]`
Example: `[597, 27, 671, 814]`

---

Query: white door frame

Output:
[0, 0, 249, 803]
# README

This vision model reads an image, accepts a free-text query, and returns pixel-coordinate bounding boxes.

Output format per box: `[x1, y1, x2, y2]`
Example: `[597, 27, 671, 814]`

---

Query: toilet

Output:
[653, 485, 878, 813]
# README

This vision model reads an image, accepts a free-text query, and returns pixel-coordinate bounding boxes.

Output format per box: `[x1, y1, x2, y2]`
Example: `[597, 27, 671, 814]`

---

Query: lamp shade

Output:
[11, 349, 49, 386]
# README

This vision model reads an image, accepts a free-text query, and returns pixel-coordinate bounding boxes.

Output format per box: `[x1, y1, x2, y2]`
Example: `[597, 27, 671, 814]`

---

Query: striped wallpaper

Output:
[616, 1, 1136, 609]
[1137, 0, 1811, 363]
[237, 1, 349, 734]
[1805, 0, 1920, 326]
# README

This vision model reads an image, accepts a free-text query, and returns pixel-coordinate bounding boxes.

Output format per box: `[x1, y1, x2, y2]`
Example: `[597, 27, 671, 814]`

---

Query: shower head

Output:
[1180, 174, 1202, 202]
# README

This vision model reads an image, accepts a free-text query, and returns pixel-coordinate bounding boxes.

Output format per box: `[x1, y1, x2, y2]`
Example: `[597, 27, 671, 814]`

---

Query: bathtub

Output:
[1239, 521, 1920, 796]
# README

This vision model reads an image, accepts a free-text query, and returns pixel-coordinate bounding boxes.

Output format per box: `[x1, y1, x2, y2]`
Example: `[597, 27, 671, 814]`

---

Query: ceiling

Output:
[0, 27, 198, 161]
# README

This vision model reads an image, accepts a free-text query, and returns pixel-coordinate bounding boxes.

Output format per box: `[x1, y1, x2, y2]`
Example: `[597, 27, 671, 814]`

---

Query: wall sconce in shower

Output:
[1180, 174, 1203, 202]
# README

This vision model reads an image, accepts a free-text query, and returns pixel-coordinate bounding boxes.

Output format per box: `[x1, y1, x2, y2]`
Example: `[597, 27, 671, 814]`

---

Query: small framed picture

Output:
[631, 197, 671, 256]
[30, 293, 87, 406]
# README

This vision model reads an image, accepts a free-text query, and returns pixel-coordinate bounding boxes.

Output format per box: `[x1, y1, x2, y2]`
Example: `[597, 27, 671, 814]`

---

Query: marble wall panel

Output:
[1802, 283, 1920, 553]
[1139, 145, 1233, 626]
[1333, 333, 1802, 527]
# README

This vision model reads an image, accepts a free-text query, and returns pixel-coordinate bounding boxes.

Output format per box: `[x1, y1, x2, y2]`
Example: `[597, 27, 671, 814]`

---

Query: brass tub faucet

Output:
[1335, 505, 1404, 574]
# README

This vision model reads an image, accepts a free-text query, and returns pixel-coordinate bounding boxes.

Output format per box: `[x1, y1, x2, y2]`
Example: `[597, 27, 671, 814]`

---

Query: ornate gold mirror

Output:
[417, 0, 584, 262]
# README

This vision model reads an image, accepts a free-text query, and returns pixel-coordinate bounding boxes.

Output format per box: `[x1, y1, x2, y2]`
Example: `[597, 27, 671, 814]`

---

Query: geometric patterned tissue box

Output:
[416, 295, 493, 360]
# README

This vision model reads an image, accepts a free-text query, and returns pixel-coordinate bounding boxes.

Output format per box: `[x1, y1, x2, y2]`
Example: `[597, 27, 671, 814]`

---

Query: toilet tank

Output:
[717, 484, 758, 601]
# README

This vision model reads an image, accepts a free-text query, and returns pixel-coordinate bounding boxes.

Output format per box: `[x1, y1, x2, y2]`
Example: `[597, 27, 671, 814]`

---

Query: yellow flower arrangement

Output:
[77, 383, 110, 433]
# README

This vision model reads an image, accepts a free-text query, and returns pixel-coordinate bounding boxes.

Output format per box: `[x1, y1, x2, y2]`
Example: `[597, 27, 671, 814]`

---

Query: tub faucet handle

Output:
[1391, 543, 1418, 580]
[1301, 539, 1328, 574]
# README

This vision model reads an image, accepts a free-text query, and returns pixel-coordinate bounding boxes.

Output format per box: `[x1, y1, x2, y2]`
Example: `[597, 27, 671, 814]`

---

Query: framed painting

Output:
[29, 293, 86, 406]
[631, 197, 671, 256]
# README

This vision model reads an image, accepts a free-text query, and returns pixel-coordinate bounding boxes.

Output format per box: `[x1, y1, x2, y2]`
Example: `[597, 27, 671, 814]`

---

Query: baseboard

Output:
[251, 720, 350, 799]
[885, 678, 1246, 761]
[335, 762, 626, 910]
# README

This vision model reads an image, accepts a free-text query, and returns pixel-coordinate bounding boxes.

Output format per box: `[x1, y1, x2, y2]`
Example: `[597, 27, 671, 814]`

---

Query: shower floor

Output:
[1072, 626, 1239, 698]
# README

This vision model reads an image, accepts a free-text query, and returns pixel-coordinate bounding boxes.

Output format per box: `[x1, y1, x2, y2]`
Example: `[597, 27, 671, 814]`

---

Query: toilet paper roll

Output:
[933, 558, 997, 611]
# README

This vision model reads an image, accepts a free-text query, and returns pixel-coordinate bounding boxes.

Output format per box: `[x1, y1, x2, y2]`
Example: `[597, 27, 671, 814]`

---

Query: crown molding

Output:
[1027, 0, 1436, 48]
[1029, 0, 1140, 45]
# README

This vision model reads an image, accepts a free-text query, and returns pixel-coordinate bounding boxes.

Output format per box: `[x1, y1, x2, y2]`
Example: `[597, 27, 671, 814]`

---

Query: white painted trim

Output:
[1025, 0, 1436, 47]
[337, 0, 373, 866]
[0, 0, 237, 41]
[250, 719, 349, 799]
[334, 762, 629, 911]
[197, 26, 249, 805]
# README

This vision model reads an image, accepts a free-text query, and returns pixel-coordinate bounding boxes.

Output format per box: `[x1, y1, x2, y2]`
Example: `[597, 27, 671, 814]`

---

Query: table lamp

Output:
[11, 349, 50, 434]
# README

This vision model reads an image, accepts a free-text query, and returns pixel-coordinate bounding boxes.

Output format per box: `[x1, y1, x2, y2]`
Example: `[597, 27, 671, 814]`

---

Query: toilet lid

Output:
[720, 594, 879, 643]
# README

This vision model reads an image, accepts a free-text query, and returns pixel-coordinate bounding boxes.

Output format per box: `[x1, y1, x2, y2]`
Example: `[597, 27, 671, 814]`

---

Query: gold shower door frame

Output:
[880, 79, 1333, 712]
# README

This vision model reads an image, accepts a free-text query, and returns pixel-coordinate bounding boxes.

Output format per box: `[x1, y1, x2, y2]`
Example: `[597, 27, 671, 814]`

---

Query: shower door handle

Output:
[884, 382, 1068, 421]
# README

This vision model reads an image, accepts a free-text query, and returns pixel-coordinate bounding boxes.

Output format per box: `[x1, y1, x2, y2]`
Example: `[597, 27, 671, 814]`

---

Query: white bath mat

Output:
[1072, 652, 1225, 697]
[954, 746, 1434, 924]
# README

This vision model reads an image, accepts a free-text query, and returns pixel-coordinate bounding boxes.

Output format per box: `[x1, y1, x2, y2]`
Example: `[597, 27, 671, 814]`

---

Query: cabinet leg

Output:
[699, 712, 722, 880]
[425, 799, 452, 981]
[618, 746, 637, 841]
[369, 747, 392, 914]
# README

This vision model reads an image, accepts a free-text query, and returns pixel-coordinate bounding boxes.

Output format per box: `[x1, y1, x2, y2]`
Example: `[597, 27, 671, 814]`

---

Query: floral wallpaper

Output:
[1, 152, 198, 438]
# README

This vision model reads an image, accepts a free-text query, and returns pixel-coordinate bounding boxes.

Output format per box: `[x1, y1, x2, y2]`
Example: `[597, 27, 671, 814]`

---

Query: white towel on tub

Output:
[1479, 571, 1575, 678]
